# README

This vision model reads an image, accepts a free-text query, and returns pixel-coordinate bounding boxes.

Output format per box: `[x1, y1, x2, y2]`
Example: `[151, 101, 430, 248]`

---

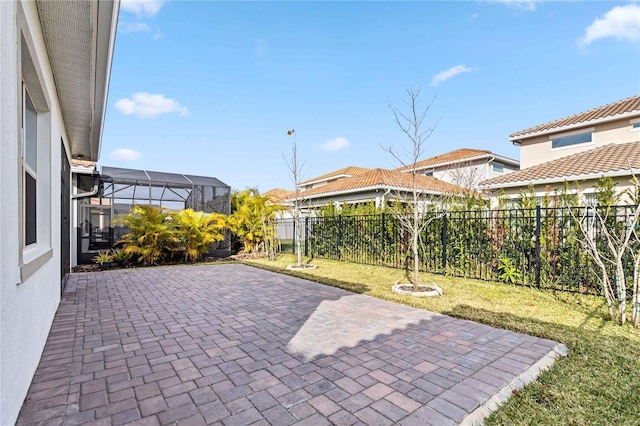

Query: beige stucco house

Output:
[396, 148, 519, 190]
[480, 95, 640, 204]
[290, 167, 466, 210]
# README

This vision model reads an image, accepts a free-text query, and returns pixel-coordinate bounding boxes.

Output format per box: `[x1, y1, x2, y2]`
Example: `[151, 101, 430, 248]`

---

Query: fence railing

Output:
[275, 205, 640, 295]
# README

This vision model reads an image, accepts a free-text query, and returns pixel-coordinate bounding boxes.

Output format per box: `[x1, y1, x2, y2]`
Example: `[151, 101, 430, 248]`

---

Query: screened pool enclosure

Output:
[76, 166, 230, 264]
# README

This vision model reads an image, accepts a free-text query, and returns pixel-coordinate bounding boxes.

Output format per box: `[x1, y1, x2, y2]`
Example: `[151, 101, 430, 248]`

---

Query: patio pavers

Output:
[17, 264, 566, 425]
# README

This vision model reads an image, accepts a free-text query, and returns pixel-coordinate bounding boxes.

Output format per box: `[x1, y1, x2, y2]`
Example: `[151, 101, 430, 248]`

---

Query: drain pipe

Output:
[72, 172, 103, 199]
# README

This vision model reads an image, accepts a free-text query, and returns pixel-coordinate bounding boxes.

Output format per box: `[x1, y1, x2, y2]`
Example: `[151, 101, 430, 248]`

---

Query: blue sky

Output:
[101, 0, 640, 192]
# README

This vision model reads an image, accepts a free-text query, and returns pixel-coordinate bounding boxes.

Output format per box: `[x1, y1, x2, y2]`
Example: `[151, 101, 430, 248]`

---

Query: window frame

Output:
[551, 131, 593, 149]
[22, 83, 38, 247]
[17, 15, 53, 282]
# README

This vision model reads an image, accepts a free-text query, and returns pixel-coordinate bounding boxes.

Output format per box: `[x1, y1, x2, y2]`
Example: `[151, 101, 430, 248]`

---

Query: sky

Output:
[101, 0, 640, 192]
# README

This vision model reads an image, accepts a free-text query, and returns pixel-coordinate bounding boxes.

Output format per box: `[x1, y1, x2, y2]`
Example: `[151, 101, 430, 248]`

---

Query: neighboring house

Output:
[480, 95, 640, 203]
[0, 1, 118, 424]
[298, 166, 371, 191]
[263, 187, 295, 204]
[263, 188, 295, 219]
[396, 148, 519, 190]
[292, 168, 466, 209]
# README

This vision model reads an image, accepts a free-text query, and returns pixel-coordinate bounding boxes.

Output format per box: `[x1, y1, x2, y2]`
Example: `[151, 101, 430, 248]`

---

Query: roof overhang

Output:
[35, 0, 119, 162]
[510, 111, 640, 145]
[480, 168, 640, 191]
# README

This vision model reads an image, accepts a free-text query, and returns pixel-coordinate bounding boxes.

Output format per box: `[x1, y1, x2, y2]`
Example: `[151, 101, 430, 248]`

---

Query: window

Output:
[633, 122, 640, 129]
[493, 164, 504, 173]
[584, 193, 597, 206]
[425, 171, 434, 177]
[23, 85, 37, 246]
[551, 131, 592, 149]
[18, 29, 52, 280]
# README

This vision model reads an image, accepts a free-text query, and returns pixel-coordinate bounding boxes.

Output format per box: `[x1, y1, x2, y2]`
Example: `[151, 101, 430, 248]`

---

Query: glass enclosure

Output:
[76, 166, 231, 264]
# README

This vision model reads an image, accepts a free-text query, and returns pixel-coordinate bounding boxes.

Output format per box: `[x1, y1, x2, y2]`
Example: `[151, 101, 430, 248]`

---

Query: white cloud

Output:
[431, 65, 475, 86]
[579, 4, 640, 46]
[114, 92, 189, 118]
[320, 137, 350, 152]
[120, 0, 165, 17]
[118, 21, 152, 34]
[488, 0, 538, 11]
[110, 148, 142, 161]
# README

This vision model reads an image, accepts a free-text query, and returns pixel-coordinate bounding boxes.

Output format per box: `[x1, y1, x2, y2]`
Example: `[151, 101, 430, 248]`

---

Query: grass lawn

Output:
[242, 254, 640, 425]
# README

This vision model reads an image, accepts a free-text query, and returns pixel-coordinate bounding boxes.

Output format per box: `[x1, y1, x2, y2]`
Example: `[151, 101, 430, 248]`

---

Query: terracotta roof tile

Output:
[71, 159, 96, 168]
[511, 95, 640, 139]
[262, 188, 294, 203]
[299, 168, 465, 198]
[395, 148, 494, 172]
[480, 142, 640, 187]
[299, 166, 371, 185]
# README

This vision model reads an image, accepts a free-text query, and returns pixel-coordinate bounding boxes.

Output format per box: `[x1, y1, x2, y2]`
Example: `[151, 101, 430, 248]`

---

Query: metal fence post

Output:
[338, 215, 342, 260]
[381, 212, 386, 258]
[442, 213, 448, 271]
[535, 205, 541, 287]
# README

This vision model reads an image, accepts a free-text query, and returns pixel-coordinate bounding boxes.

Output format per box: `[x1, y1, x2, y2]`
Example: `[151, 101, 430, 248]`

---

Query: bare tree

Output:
[573, 178, 640, 326]
[382, 85, 443, 291]
[446, 160, 485, 191]
[284, 129, 305, 268]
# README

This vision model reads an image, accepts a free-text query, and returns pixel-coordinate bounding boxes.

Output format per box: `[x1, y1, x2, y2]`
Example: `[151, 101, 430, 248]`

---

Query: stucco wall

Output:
[431, 158, 518, 190]
[487, 175, 637, 208]
[0, 2, 69, 424]
[519, 117, 640, 169]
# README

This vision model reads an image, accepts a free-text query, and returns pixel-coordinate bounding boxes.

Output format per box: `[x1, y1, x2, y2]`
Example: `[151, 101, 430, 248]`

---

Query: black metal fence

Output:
[276, 205, 640, 295]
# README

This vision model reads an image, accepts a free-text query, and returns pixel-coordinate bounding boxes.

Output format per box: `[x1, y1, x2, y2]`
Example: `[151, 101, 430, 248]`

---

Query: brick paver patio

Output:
[17, 264, 566, 425]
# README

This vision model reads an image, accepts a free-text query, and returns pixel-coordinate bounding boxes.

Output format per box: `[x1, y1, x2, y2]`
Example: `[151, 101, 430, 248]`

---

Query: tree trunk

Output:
[295, 207, 302, 267]
[633, 255, 640, 327]
[412, 194, 420, 289]
[616, 264, 626, 325]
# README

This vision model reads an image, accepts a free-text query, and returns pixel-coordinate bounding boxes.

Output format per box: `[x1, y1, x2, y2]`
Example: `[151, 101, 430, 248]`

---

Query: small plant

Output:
[94, 251, 115, 266]
[498, 255, 521, 284]
[110, 249, 132, 266]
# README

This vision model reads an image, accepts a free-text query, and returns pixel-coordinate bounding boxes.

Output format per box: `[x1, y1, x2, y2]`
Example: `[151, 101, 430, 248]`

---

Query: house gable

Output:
[512, 96, 640, 169]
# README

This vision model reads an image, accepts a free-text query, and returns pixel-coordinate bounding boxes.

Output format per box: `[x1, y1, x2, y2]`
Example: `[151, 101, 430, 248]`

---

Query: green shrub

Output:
[172, 209, 226, 262]
[113, 205, 176, 265]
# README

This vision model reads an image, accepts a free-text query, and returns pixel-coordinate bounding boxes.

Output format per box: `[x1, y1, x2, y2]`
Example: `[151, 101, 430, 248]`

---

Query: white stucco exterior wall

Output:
[0, 2, 70, 424]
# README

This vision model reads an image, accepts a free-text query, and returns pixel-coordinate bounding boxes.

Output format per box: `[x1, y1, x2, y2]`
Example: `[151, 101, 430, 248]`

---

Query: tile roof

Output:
[71, 159, 96, 168]
[511, 95, 640, 139]
[299, 166, 371, 185]
[298, 168, 466, 198]
[395, 148, 505, 172]
[480, 142, 640, 188]
[262, 188, 294, 203]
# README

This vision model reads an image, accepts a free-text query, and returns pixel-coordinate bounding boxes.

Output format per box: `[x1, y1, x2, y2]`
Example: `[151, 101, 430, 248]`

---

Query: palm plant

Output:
[172, 209, 226, 262]
[113, 205, 175, 265]
[227, 188, 284, 254]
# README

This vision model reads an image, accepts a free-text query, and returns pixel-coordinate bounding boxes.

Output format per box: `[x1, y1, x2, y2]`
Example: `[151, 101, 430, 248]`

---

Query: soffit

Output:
[35, 0, 117, 161]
